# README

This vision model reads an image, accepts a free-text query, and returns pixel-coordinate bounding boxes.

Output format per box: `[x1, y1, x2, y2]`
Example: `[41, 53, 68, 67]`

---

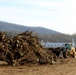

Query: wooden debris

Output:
[0, 31, 57, 65]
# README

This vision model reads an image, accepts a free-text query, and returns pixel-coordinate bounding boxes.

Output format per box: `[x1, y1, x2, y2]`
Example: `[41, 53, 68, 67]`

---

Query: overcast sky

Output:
[0, 0, 76, 34]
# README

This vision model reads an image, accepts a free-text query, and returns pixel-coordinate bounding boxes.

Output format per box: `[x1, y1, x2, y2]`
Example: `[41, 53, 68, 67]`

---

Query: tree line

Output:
[3, 31, 76, 43]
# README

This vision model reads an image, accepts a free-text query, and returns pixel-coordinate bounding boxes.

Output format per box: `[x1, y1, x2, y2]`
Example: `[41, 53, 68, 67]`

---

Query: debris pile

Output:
[0, 31, 57, 65]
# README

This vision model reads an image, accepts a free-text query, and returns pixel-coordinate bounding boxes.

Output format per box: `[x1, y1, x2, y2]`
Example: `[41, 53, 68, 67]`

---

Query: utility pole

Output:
[72, 38, 75, 47]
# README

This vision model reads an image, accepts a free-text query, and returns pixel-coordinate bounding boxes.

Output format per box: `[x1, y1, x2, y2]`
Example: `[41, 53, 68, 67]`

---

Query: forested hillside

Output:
[0, 21, 76, 43]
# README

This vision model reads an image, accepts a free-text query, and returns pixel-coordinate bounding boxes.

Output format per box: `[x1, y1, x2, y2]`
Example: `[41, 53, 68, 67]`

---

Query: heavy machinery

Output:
[59, 43, 76, 58]
[41, 40, 76, 58]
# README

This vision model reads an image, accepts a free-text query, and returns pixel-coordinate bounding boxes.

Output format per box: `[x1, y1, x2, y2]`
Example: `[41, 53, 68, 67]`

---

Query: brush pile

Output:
[0, 31, 57, 66]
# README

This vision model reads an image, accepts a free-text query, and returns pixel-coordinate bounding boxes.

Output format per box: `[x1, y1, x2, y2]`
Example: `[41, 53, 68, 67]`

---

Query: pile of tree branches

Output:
[0, 31, 57, 66]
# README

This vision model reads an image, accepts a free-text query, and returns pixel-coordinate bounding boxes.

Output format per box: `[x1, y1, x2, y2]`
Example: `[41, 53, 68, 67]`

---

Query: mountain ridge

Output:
[0, 21, 62, 35]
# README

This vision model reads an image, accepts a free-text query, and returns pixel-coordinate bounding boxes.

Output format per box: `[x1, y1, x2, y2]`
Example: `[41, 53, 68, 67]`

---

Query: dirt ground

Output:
[0, 58, 76, 75]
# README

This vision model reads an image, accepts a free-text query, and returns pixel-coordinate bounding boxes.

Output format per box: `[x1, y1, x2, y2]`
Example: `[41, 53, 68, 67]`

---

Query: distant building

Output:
[44, 42, 65, 48]
[40, 41, 73, 48]
[40, 38, 76, 48]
